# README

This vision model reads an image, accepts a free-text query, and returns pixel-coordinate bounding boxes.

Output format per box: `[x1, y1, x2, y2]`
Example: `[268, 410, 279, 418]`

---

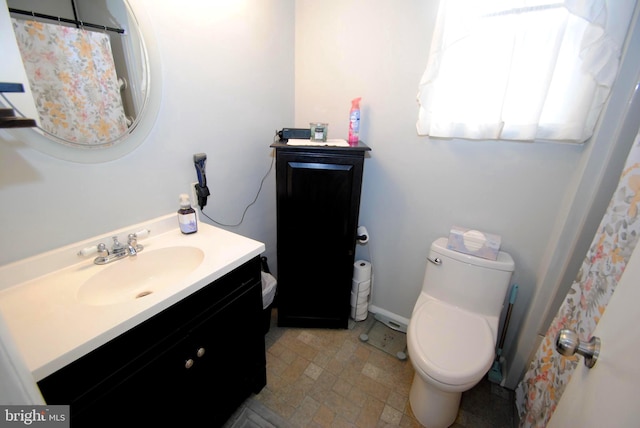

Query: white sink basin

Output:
[0, 213, 266, 381]
[77, 246, 204, 306]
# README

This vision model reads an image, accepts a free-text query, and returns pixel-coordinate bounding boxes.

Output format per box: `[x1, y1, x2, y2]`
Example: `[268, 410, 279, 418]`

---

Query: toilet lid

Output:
[410, 300, 495, 386]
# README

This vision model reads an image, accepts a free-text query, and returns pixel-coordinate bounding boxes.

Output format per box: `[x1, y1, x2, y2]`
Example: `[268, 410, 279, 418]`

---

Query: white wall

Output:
[0, 0, 295, 268]
[294, 0, 640, 389]
[3, 0, 640, 395]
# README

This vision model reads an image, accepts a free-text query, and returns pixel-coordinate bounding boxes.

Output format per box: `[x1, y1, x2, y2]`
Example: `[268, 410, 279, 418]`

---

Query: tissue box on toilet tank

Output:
[447, 226, 501, 260]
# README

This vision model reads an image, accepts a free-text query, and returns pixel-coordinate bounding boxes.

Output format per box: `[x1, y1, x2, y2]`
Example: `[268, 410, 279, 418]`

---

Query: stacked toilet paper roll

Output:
[351, 260, 372, 321]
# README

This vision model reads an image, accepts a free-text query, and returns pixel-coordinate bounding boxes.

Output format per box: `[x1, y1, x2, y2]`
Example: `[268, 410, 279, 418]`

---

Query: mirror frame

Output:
[7, 0, 162, 163]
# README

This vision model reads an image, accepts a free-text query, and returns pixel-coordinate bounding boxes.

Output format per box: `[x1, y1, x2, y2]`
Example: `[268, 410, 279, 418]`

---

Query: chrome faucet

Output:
[127, 234, 139, 256]
[110, 236, 126, 257]
[94, 236, 142, 265]
[78, 229, 150, 265]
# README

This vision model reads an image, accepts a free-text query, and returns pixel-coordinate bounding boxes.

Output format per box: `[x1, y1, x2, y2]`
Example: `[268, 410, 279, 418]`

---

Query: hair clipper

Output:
[193, 153, 210, 209]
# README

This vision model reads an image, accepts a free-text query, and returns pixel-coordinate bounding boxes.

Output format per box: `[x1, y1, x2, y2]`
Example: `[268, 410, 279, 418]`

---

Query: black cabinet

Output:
[37, 256, 266, 427]
[271, 141, 370, 328]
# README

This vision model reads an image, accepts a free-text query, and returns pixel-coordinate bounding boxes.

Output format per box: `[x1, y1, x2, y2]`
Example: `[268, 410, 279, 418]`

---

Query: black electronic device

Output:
[277, 128, 311, 142]
[193, 153, 210, 210]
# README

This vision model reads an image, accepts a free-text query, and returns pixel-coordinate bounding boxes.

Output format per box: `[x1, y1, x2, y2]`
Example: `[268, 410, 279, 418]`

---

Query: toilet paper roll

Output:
[351, 305, 368, 321]
[352, 279, 371, 295]
[351, 307, 368, 319]
[353, 260, 372, 283]
[350, 290, 369, 306]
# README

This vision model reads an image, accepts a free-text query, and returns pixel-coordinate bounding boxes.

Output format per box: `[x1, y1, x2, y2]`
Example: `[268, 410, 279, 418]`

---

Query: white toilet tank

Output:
[423, 237, 515, 317]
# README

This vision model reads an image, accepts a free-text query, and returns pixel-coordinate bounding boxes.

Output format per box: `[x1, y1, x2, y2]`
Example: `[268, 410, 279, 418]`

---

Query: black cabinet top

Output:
[270, 140, 371, 152]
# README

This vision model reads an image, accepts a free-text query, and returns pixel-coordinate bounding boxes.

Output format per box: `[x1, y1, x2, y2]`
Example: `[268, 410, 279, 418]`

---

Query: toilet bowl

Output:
[407, 238, 514, 427]
[407, 295, 497, 427]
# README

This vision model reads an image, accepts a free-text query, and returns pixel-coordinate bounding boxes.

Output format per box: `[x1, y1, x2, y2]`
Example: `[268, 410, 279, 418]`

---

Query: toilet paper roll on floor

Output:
[353, 260, 372, 282]
[351, 305, 368, 321]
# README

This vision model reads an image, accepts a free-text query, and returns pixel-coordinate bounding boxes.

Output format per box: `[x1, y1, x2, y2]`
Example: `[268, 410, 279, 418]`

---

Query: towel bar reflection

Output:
[8, 8, 125, 33]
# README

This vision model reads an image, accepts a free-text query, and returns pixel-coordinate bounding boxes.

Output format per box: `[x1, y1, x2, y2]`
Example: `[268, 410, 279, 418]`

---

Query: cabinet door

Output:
[276, 151, 364, 328]
[71, 336, 191, 427]
[183, 280, 266, 426]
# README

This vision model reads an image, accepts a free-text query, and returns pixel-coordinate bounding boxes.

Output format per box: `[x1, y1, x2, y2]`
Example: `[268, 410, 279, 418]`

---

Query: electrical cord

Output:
[0, 89, 277, 227]
[201, 133, 280, 227]
[199, 152, 275, 227]
[5, 88, 276, 228]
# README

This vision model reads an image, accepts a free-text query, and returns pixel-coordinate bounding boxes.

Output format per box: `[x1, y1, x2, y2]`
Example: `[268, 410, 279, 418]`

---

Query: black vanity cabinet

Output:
[271, 141, 370, 328]
[37, 256, 266, 427]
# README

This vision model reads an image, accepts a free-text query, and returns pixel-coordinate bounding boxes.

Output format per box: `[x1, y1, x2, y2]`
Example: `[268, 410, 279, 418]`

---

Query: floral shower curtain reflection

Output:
[12, 19, 127, 147]
[516, 129, 640, 427]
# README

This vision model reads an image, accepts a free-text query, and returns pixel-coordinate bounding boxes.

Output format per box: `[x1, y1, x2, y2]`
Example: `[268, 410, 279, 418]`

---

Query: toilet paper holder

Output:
[357, 226, 369, 244]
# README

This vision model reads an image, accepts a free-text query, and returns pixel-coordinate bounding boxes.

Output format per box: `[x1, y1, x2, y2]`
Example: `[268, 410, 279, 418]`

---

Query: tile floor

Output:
[227, 309, 516, 427]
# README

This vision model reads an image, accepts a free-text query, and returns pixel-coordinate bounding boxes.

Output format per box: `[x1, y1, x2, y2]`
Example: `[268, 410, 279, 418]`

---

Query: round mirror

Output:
[3, 0, 161, 163]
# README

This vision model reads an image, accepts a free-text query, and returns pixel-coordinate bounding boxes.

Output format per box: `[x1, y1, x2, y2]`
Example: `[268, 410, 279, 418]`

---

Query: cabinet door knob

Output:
[185, 358, 194, 369]
[197, 347, 206, 358]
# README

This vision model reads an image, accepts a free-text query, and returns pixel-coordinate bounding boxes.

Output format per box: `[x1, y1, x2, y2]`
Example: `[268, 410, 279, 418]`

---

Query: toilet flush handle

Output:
[556, 329, 600, 369]
[427, 257, 442, 266]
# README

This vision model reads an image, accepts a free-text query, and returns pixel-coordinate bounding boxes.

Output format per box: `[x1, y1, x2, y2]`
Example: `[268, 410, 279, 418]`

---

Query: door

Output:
[548, 244, 640, 427]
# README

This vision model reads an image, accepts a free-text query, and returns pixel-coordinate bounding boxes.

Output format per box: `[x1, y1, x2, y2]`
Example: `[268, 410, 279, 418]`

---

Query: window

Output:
[416, 0, 636, 143]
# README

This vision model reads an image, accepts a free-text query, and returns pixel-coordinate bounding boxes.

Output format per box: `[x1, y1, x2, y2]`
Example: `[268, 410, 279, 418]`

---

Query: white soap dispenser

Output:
[177, 193, 197, 234]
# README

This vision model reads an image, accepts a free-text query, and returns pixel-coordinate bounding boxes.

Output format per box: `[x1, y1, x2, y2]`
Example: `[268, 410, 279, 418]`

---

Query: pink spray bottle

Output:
[348, 97, 361, 145]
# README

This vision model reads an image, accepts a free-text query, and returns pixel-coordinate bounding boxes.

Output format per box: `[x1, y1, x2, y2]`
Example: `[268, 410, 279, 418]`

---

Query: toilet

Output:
[407, 237, 514, 428]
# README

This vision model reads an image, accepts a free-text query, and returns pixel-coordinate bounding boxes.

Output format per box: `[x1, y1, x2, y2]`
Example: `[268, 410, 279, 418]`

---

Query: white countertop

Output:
[0, 214, 265, 381]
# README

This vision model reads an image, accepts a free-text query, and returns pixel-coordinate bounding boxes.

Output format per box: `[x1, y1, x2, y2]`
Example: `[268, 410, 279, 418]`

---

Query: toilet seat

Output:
[409, 299, 495, 386]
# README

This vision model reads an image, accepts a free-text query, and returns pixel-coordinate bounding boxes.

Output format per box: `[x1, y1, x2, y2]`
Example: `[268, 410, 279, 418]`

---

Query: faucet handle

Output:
[77, 242, 109, 257]
[78, 245, 99, 257]
[128, 231, 146, 253]
[134, 229, 150, 239]
[130, 229, 149, 252]
[97, 243, 108, 257]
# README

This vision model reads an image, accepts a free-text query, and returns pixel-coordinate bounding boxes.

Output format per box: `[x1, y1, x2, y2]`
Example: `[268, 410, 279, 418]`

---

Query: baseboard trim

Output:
[368, 305, 410, 331]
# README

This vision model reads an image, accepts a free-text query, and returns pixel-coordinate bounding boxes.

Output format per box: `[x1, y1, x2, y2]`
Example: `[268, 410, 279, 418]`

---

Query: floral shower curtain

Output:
[12, 19, 127, 147]
[516, 129, 640, 427]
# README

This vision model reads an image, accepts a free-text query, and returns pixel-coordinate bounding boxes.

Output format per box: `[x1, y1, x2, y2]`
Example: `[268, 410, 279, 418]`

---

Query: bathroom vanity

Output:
[271, 141, 370, 328]
[39, 256, 264, 426]
[0, 214, 266, 426]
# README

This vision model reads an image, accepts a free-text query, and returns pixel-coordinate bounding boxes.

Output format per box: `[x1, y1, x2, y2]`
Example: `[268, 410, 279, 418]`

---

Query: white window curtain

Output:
[416, 0, 636, 143]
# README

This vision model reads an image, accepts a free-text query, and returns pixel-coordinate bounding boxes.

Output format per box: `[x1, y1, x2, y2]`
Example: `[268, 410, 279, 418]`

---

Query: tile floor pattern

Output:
[227, 310, 516, 427]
